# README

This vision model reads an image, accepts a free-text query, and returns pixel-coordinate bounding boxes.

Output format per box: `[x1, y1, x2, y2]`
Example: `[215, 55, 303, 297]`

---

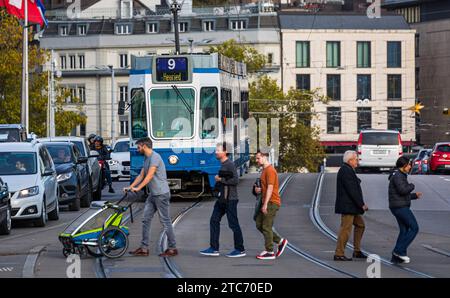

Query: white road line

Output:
[22, 246, 45, 278]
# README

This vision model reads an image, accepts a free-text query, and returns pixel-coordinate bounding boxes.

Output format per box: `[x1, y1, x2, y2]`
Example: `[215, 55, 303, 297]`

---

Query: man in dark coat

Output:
[334, 151, 368, 261]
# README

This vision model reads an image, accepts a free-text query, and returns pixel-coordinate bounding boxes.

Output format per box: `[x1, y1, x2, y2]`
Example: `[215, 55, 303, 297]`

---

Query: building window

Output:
[78, 54, 85, 69]
[357, 75, 371, 100]
[60, 55, 67, 70]
[203, 20, 215, 31]
[80, 123, 86, 137]
[388, 107, 402, 133]
[119, 86, 128, 102]
[115, 24, 131, 35]
[296, 41, 310, 68]
[267, 53, 273, 66]
[327, 74, 341, 101]
[69, 55, 76, 69]
[77, 86, 86, 103]
[119, 54, 128, 68]
[121, 0, 132, 19]
[396, 6, 420, 23]
[416, 67, 420, 91]
[357, 41, 371, 68]
[388, 74, 402, 100]
[230, 20, 246, 30]
[357, 107, 372, 132]
[120, 120, 129, 136]
[78, 24, 87, 36]
[415, 34, 420, 57]
[59, 25, 69, 36]
[296, 74, 310, 91]
[327, 107, 341, 134]
[146, 22, 158, 33]
[326, 41, 340, 68]
[178, 22, 189, 32]
[68, 87, 77, 103]
[387, 41, 401, 68]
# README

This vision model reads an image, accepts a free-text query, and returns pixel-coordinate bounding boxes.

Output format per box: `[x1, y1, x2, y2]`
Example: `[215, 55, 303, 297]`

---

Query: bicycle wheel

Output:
[98, 227, 128, 259]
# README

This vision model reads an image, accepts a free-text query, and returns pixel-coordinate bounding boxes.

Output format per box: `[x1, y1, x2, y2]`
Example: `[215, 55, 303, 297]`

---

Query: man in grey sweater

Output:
[200, 142, 246, 258]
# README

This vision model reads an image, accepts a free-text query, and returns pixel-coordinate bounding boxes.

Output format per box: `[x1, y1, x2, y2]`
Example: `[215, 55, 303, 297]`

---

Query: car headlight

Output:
[57, 172, 73, 182]
[108, 160, 119, 166]
[18, 186, 39, 198]
[168, 155, 179, 165]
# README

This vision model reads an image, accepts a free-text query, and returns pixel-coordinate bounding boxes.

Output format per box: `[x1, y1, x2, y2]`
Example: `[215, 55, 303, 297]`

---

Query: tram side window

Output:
[200, 87, 219, 139]
[131, 88, 148, 139]
[220, 88, 232, 132]
[240, 91, 249, 123]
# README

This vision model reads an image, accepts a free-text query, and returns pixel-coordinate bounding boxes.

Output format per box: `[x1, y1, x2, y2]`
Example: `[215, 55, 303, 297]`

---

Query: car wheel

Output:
[0, 205, 12, 235]
[81, 180, 93, 208]
[69, 191, 81, 211]
[34, 199, 47, 227]
[48, 198, 59, 221]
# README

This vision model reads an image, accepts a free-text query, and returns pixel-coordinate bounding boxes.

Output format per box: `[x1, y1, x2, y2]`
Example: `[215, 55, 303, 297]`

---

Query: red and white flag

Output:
[0, 0, 48, 27]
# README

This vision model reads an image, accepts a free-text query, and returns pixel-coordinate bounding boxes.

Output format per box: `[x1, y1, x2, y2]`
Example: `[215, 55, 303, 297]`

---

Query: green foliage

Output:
[250, 75, 326, 172]
[209, 39, 266, 73]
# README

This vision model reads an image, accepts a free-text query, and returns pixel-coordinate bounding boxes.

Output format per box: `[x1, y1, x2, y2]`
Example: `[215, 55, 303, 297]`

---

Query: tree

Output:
[0, 9, 86, 136]
[209, 39, 266, 73]
[250, 75, 327, 172]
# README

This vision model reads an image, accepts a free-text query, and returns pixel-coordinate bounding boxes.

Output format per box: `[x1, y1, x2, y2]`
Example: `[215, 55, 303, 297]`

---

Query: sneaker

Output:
[276, 239, 288, 258]
[226, 249, 246, 258]
[333, 255, 352, 261]
[392, 252, 410, 263]
[200, 247, 220, 257]
[256, 251, 276, 260]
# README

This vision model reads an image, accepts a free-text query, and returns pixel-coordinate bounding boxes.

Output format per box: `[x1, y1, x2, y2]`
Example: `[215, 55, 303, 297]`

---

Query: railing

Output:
[46, 4, 277, 20]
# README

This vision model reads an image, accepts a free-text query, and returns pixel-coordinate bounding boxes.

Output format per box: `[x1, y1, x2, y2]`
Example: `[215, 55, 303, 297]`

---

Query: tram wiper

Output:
[171, 85, 194, 115]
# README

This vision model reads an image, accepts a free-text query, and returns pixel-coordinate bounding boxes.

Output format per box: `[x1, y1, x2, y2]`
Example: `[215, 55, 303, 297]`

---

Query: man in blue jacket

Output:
[334, 151, 368, 261]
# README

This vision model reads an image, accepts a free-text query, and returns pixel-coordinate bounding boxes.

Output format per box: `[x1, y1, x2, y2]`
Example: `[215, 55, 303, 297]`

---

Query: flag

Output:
[0, 0, 48, 27]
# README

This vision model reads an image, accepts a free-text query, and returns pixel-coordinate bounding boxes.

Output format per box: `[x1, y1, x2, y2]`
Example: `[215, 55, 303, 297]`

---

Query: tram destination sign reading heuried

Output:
[155, 57, 189, 82]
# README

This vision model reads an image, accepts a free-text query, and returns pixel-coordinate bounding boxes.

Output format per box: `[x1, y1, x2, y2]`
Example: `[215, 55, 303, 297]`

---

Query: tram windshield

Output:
[149, 88, 195, 138]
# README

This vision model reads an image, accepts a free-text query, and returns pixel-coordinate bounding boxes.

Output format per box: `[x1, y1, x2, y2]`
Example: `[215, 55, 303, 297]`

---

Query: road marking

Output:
[444, 179, 450, 182]
[422, 244, 450, 257]
[22, 246, 45, 278]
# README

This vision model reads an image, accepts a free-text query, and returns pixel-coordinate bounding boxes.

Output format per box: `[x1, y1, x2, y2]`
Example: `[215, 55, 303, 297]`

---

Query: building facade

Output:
[40, 0, 280, 142]
[280, 13, 416, 151]
[383, 0, 450, 146]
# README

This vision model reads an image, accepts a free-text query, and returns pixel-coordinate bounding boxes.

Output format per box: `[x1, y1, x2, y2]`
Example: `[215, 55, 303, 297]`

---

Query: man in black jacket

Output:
[334, 151, 368, 261]
[388, 156, 422, 264]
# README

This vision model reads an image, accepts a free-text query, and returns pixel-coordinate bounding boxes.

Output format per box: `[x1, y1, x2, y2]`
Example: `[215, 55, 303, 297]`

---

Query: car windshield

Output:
[417, 150, 427, 159]
[437, 145, 450, 153]
[114, 141, 129, 153]
[0, 128, 20, 142]
[0, 152, 37, 175]
[46, 145, 75, 164]
[361, 133, 399, 145]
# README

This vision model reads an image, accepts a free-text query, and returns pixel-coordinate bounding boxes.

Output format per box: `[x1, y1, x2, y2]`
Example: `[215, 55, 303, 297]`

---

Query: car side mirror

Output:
[77, 156, 88, 164]
[118, 101, 126, 116]
[43, 169, 55, 177]
[88, 150, 100, 158]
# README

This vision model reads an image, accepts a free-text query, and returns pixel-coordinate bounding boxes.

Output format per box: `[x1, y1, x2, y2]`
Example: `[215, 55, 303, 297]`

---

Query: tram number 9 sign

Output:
[155, 57, 189, 82]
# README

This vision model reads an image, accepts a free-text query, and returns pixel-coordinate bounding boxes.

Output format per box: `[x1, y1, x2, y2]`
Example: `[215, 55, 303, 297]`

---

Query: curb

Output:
[22, 245, 46, 278]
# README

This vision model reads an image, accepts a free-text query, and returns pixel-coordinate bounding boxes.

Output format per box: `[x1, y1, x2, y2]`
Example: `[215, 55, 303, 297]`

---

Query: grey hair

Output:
[343, 150, 358, 163]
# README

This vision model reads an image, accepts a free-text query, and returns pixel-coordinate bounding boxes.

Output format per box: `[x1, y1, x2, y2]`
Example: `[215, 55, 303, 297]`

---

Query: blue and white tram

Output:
[127, 53, 250, 198]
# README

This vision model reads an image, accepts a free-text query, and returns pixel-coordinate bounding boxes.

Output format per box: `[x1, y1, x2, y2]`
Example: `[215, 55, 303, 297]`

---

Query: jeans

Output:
[210, 200, 245, 251]
[390, 207, 419, 256]
[141, 192, 176, 249]
[255, 202, 281, 252]
[103, 163, 112, 186]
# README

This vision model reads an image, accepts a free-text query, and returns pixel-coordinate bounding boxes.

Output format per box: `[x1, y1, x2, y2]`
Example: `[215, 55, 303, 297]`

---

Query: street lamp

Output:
[95, 65, 116, 144]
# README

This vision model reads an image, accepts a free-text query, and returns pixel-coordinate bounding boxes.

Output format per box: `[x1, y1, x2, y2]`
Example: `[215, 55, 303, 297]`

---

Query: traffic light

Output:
[444, 108, 449, 115]
[409, 103, 425, 114]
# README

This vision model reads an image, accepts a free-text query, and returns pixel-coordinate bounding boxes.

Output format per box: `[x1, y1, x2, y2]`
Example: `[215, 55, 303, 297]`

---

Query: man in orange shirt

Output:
[254, 151, 288, 260]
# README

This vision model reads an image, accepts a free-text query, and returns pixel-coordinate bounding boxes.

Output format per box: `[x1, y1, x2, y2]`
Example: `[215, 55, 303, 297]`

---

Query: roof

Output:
[0, 142, 40, 152]
[279, 14, 411, 30]
[0, 124, 24, 129]
[41, 141, 76, 147]
[38, 136, 85, 142]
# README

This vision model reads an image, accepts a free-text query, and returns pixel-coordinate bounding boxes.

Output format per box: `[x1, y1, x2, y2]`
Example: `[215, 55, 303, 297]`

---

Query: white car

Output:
[0, 141, 59, 227]
[109, 138, 130, 180]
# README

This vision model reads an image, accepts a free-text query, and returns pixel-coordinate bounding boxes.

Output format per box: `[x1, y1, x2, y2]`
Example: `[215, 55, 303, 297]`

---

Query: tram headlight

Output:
[168, 155, 179, 165]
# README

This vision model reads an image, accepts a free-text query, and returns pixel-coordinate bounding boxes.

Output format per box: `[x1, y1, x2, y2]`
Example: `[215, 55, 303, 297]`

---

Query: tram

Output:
[124, 53, 250, 198]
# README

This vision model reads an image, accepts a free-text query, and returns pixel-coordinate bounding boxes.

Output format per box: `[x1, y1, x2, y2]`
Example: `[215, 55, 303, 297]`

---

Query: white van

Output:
[357, 130, 403, 171]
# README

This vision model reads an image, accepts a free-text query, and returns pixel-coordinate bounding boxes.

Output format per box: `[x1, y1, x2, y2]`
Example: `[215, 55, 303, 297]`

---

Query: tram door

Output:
[233, 102, 240, 158]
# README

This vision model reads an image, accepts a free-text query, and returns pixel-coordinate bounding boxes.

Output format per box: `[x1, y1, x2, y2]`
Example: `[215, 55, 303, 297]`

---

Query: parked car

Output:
[0, 177, 11, 235]
[357, 130, 403, 172]
[39, 137, 102, 200]
[421, 150, 432, 174]
[109, 138, 130, 181]
[0, 124, 28, 142]
[429, 142, 450, 174]
[0, 141, 59, 227]
[411, 149, 432, 175]
[43, 142, 91, 211]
